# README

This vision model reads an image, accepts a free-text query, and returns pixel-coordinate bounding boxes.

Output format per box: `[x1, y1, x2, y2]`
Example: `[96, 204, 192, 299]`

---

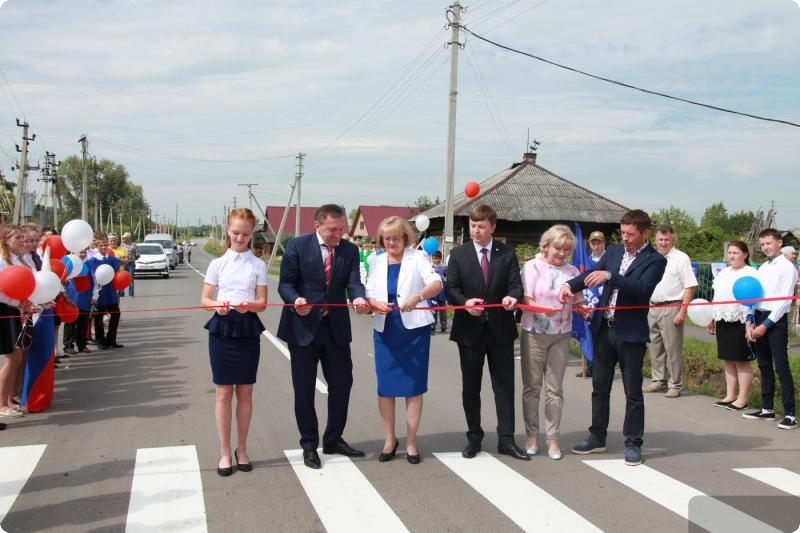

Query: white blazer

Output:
[366, 248, 442, 332]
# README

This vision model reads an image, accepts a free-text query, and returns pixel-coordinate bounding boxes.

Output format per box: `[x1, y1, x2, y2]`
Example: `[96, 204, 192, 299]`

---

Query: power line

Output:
[462, 27, 800, 128]
[94, 138, 296, 163]
[464, 47, 516, 158]
[0, 66, 26, 120]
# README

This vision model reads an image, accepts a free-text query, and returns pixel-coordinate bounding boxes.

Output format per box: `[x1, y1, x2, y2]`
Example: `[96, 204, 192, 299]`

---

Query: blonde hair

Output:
[539, 224, 577, 252]
[377, 216, 415, 249]
[1, 225, 27, 266]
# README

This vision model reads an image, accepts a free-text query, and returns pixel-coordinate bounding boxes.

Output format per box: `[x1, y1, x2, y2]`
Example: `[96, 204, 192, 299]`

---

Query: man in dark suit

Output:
[278, 204, 371, 469]
[447, 204, 529, 461]
[558, 209, 666, 466]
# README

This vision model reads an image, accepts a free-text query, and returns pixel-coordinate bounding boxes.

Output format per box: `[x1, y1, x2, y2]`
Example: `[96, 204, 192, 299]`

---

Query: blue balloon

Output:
[62, 255, 74, 276]
[422, 237, 439, 255]
[732, 275, 764, 307]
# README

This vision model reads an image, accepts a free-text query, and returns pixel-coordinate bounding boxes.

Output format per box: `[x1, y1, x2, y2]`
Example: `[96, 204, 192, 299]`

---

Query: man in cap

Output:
[120, 232, 139, 297]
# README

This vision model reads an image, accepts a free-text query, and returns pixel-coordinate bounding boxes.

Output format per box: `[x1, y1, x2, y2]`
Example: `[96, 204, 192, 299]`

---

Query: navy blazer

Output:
[277, 233, 366, 348]
[447, 240, 523, 347]
[566, 242, 666, 343]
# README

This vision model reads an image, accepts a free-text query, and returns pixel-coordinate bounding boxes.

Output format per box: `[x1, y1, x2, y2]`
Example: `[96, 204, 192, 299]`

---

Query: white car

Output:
[135, 243, 170, 278]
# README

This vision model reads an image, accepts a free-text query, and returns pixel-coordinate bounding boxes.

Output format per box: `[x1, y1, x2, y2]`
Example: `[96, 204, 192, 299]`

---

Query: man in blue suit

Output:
[559, 209, 666, 466]
[278, 204, 370, 469]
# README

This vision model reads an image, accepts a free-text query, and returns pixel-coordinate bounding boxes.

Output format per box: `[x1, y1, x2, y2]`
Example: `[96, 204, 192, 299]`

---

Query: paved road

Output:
[2, 245, 799, 532]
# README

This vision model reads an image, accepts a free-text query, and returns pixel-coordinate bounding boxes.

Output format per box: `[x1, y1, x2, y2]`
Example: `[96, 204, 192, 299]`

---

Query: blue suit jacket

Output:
[277, 233, 366, 348]
[566, 242, 666, 343]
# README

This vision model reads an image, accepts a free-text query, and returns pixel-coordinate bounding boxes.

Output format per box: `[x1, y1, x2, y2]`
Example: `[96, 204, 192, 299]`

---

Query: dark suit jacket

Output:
[447, 240, 523, 347]
[566, 242, 666, 343]
[277, 233, 366, 348]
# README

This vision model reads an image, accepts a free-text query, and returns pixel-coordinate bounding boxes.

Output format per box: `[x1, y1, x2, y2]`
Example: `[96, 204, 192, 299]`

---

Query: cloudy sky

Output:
[1, 0, 799, 230]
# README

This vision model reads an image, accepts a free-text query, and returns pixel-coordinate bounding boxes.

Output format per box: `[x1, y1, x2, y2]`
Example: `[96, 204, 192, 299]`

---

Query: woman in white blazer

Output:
[366, 216, 442, 464]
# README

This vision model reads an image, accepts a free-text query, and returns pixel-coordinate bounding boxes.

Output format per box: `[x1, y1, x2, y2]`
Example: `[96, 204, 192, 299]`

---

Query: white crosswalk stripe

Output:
[585, 459, 782, 533]
[0, 444, 47, 528]
[125, 445, 208, 533]
[435, 451, 601, 532]
[284, 448, 408, 533]
[734, 467, 800, 497]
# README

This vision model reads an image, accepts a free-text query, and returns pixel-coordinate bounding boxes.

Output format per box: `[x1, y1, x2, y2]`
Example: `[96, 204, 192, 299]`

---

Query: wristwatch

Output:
[416, 291, 424, 302]
[604, 271, 612, 281]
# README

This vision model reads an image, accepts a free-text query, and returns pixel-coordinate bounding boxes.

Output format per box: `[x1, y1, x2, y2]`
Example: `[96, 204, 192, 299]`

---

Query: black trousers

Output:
[754, 312, 795, 416]
[93, 303, 120, 347]
[289, 318, 354, 450]
[63, 309, 91, 350]
[457, 330, 516, 445]
[590, 319, 647, 447]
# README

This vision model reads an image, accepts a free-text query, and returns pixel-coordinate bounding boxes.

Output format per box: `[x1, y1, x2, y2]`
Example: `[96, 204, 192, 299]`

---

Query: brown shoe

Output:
[643, 383, 666, 393]
[665, 388, 681, 398]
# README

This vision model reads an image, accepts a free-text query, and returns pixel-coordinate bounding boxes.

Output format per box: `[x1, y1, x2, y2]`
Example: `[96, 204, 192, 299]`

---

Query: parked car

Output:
[144, 233, 178, 269]
[135, 243, 170, 278]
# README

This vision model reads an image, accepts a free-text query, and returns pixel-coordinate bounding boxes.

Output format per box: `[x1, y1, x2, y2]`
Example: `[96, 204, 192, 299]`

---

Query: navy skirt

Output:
[205, 311, 265, 385]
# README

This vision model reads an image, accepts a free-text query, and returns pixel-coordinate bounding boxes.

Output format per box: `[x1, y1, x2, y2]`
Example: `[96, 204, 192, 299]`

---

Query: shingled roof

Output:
[419, 154, 629, 223]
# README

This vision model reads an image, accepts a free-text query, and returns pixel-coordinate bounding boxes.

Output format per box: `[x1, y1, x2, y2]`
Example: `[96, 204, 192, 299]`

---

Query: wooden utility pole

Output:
[13, 119, 35, 224]
[79, 134, 88, 221]
[295, 153, 305, 236]
[238, 183, 258, 212]
[443, 1, 463, 261]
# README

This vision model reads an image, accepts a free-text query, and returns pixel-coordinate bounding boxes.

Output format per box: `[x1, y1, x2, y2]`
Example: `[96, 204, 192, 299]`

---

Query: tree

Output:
[413, 195, 440, 211]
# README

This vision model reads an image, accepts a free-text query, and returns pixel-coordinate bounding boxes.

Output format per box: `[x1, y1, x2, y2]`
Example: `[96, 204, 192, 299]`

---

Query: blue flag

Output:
[571, 223, 600, 361]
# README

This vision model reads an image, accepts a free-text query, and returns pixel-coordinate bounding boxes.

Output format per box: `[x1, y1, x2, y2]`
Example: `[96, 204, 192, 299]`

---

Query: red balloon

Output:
[55, 296, 79, 324]
[465, 181, 480, 198]
[43, 235, 68, 260]
[73, 275, 91, 293]
[0, 265, 36, 300]
[50, 259, 68, 282]
[112, 269, 132, 290]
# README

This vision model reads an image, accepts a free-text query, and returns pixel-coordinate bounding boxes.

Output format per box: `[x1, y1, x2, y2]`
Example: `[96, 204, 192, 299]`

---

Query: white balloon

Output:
[686, 298, 714, 327]
[61, 219, 94, 253]
[30, 271, 62, 304]
[415, 214, 430, 232]
[66, 254, 84, 279]
[94, 264, 115, 286]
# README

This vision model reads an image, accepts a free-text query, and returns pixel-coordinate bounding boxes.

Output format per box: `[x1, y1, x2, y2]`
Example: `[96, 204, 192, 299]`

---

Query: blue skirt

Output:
[205, 312, 265, 385]
[374, 312, 431, 397]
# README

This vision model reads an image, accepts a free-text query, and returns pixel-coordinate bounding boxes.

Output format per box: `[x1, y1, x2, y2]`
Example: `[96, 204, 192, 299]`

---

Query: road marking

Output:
[735, 468, 800, 496]
[284, 449, 407, 533]
[585, 460, 780, 532]
[263, 330, 328, 394]
[126, 446, 207, 533]
[435, 451, 601, 532]
[0, 444, 47, 526]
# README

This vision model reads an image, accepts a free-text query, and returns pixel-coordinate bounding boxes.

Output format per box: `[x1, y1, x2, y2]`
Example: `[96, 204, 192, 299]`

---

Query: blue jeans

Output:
[590, 319, 647, 447]
[118, 263, 136, 296]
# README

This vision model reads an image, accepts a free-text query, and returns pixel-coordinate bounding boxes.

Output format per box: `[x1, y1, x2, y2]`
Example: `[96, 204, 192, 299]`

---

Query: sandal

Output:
[0, 408, 23, 419]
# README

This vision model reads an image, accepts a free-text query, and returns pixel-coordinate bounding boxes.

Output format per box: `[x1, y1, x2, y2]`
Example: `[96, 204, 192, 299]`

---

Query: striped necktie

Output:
[323, 245, 333, 287]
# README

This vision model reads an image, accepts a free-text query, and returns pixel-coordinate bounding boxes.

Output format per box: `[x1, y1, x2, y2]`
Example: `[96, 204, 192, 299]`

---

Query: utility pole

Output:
[93, 157, 100, 230]
[295, 152, 305, 236]
[13, 119, 36, 224]
[37, 151, 59, 228]
[79, 134, 88, 221]
[175, 201, 179, 240]
[443, 1, 463, 262]
[238, 183, 258, 212]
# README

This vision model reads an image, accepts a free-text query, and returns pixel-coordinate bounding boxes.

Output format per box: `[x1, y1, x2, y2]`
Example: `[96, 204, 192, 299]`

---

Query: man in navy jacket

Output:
[559, 209, 666, 466]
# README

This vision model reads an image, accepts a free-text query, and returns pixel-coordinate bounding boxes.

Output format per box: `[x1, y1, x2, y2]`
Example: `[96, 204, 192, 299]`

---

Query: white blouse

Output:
[204, 249, 268, 305]
[711, 265, 758, 323]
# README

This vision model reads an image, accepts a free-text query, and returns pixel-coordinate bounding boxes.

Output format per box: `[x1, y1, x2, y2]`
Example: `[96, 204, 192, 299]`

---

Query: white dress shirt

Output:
[204, 249, 268, 305]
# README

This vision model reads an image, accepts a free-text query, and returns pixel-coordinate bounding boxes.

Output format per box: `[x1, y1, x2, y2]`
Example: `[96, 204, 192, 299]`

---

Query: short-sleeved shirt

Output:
[204, 249, 268, 304]
[649, 247, 698, 303]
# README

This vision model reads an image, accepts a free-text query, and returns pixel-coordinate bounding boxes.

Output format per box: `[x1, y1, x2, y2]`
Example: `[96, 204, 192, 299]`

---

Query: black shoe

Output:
[303, 449, 321, 469]
[725, 402, 748, 411]
[97, 344, 109, 350]
[462, 441, 481, 459]
[379, 439, 399, 462]
[407, 452, 421, 464]
[322, 439, 365, 457]
[235, 449, 252, 472]
[714, 400, 734, 408]
[0, 422, 6, 431]
[497, 442, 531, 461]
[217, 457, 233, 477]
[109, 344, 124, 348]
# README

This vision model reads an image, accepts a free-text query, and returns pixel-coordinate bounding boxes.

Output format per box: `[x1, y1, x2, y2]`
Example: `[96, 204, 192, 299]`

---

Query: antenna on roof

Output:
[529, 139, 541, 152]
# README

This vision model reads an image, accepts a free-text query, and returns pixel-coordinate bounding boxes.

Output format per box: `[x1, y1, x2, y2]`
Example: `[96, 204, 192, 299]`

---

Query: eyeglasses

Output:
[383, 235, 404, 243]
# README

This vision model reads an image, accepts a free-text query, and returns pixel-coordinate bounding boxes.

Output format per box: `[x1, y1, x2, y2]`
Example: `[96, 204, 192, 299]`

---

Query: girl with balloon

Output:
[707, 241, 758, 410]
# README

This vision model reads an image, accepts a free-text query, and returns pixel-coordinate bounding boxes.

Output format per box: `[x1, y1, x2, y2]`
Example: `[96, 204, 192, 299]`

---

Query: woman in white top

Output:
[708, 240, 758, 411]
[201, 208, 268, 476]
[366, 216, 442, 464]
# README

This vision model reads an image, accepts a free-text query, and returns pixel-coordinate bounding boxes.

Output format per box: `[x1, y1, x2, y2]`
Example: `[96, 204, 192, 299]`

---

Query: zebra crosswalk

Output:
[1, 444, 798, 532]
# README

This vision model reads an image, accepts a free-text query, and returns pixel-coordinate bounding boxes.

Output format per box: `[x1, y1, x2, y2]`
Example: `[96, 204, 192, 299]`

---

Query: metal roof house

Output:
[416, 153, 630, 247]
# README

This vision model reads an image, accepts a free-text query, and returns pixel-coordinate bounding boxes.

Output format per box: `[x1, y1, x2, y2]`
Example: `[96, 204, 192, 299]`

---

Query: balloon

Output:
[422, 236, 439, 255]
[30, 271, 62, 304]
[0, 265, 36, 300]
[43, 235, 67, 259]
[686, 298, 713, 327]
[73, 275, 91, 293]
[415, 214, 430, 232]
[112, 270, 132, 290]
[94, 264, 115, 286]
[61, 219, 94, 253]
[79, 263, 89, 277]
[55, 297, 79, 324]
[732, 275, 764, 307]
[465, 181, 480, 198]
[50, 259, 68, 282]
[63, 254, 84, 279]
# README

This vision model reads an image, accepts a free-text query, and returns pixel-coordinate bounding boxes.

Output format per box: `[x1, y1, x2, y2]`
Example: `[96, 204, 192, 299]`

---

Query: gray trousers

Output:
[520, 330, 571, 440]
[648, 305, 685, 389]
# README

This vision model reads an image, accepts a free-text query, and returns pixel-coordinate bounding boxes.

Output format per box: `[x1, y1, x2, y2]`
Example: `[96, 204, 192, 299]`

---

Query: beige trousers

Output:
[648, 305, 685, 389]
[520, 330, 571, 440]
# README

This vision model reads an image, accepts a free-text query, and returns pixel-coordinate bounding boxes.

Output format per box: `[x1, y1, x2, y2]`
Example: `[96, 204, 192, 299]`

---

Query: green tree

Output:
[413, 195, 440, 211]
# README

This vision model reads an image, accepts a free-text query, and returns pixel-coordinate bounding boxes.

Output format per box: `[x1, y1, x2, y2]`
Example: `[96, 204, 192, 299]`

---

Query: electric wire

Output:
[469, 0, 522, 30]
[464, 47, 517, 157]
[462, 27, 800, 128]
[0, 66, 26, 121]
[93, 137, 296, 163]
[475, 0, 550, 36]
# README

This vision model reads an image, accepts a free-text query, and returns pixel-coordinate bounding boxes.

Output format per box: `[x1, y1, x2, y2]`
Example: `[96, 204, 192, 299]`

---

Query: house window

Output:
[359, 222, 365, 230]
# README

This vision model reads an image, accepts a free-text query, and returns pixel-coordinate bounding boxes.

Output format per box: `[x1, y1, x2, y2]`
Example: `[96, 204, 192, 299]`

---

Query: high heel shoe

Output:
[235, 449, 253, 472]
[379, 439, 399, 462]
[406, 450, 421, 464]
[217, 457, 233, 477]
